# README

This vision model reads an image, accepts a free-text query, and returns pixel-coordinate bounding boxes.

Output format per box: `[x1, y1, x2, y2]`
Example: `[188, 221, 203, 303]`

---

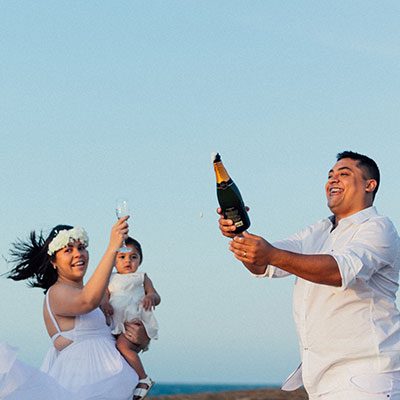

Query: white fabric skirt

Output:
[0, 341, 138, 400]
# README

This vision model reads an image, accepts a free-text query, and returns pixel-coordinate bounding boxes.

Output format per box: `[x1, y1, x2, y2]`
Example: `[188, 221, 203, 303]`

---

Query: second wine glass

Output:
[115, 198, 131, 253]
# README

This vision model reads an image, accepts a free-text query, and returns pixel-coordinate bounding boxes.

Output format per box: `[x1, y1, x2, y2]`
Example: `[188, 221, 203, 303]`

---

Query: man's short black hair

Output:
[336, 151, 380, 199]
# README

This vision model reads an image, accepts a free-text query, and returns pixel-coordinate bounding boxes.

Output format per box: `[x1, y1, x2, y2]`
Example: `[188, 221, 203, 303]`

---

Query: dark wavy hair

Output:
[7, 225, 73, 293]
[125, 237, 143, 265]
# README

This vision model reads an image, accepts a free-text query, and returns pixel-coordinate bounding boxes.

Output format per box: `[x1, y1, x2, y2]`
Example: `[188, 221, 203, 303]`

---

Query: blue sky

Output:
[1, 1, 399, 385]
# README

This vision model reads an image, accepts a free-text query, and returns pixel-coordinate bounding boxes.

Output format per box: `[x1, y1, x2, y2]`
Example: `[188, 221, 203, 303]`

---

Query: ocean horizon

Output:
[148, 383, 277, 397]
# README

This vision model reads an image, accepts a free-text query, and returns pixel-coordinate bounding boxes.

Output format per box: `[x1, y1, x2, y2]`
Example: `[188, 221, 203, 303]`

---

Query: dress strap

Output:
[45, 288, 61, 334]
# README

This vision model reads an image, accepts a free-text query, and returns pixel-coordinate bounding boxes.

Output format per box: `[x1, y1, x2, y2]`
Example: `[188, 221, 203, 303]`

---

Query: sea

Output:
[148, 383, 274, 397]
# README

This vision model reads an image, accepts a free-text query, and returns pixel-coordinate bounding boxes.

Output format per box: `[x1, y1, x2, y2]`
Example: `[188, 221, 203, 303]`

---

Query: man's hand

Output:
[124, 319, 150, 350]
[217, 207, 250, 238]
[229, 231, 274, 274]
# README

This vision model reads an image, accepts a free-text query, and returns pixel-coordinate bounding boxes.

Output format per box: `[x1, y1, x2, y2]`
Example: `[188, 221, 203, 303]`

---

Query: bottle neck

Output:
[213, 161, 231, 184]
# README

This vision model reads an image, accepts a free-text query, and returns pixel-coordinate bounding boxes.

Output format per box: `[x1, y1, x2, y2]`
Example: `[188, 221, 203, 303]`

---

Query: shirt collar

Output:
[327, 206, 378, 228]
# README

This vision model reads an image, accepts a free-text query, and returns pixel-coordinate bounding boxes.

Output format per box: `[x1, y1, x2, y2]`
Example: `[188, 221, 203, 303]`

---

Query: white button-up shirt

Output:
[259, 207, 400, 396]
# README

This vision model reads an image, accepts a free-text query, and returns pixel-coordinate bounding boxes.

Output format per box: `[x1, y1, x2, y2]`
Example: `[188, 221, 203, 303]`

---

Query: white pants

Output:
[310, 372, 400, 400]
[313, 391, 399, 400]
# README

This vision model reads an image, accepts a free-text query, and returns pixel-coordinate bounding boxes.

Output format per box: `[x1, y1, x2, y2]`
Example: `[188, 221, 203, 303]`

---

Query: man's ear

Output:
[365, 179, 377, 193]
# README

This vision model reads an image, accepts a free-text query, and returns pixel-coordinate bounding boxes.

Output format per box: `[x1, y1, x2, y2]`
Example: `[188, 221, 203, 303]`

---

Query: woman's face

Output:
[115, 245, 141, 274]
[53, 240, 89, 283]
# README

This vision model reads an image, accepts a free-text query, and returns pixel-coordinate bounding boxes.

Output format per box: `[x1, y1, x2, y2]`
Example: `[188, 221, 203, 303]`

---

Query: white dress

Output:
[0, 342, 70, 400]
[109, 272, 159, 341]
[0, 289, 138, 400]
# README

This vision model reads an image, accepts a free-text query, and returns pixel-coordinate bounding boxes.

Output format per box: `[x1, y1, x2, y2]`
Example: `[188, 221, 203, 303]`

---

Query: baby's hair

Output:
[124, 237, 143, 264]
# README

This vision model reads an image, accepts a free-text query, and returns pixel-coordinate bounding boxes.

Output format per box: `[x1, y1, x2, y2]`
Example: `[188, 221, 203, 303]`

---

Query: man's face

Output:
[325, 157, 375, 220]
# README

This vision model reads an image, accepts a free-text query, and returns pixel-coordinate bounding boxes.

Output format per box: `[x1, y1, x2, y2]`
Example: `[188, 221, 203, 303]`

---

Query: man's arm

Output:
[231, 232, 342, 286]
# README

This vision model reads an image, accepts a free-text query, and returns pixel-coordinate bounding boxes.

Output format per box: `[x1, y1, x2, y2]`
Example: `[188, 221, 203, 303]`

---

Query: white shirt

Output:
[258, 207, 400, 396]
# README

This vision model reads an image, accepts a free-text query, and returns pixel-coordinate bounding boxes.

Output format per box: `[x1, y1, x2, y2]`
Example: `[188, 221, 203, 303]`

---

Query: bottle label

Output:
[225, 208, 244, 227]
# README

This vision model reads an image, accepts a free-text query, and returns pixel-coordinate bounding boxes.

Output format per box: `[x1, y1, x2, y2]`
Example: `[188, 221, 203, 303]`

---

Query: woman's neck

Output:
[56, 278, 84, 289]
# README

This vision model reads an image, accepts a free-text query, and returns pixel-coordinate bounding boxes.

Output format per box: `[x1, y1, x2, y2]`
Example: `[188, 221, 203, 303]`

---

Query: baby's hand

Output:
[141, 294, 157, 311]
[100, 302, 114, 326]
[101, 302, 114, 316]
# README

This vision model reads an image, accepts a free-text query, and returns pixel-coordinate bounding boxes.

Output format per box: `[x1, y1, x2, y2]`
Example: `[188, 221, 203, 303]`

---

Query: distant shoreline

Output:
[149, 387, 308, 399]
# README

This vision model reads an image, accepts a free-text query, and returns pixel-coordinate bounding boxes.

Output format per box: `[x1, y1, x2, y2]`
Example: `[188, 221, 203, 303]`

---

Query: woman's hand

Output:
[124, 319, 150, 350]
[109, 216, 129, 252]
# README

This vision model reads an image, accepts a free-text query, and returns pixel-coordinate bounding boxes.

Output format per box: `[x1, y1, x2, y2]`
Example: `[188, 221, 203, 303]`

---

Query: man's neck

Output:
[331, 204, 374, 231]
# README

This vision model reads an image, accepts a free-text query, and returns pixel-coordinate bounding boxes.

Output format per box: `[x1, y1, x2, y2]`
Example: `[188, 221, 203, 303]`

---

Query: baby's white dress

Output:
[109, 272, 159, 341]
[0, 288, 138, 399]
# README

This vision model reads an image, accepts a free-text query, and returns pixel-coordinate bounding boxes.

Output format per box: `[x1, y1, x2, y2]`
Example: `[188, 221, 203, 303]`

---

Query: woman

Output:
[1, 217, 150, 400]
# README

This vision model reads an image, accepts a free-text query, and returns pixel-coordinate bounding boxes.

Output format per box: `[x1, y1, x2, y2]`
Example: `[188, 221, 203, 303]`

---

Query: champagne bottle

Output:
[212, 152, 250, 233]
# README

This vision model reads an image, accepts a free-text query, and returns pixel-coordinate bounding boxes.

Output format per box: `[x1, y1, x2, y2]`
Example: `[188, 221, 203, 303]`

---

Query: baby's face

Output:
[115, 245, 141, 274]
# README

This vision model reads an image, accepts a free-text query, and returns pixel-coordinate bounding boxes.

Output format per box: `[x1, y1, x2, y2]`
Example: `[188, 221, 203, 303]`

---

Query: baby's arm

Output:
[100, 288, 114, 325]
[141, 274, 161, 311]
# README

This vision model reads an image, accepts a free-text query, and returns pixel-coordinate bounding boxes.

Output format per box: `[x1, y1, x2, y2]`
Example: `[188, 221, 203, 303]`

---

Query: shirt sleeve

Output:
[331, 217, 400, 290]
[252, 229, 306, 279]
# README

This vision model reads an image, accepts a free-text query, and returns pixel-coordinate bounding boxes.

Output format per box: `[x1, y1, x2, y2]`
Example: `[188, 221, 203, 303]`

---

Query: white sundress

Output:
[108, 272, 159, 341]
[0, 288, 138, 400]
[0, 342, 70, 400]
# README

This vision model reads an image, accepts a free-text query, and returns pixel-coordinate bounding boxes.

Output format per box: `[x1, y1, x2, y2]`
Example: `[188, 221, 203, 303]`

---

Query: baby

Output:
[102, 237, 160, 400]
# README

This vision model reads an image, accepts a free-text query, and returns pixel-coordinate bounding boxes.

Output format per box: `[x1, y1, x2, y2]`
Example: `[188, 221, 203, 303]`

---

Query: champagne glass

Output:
[115, 198, 131, 253]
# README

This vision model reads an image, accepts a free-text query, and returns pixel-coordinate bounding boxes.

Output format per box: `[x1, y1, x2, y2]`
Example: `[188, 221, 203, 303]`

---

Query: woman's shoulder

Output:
[48, 283, 82, 304]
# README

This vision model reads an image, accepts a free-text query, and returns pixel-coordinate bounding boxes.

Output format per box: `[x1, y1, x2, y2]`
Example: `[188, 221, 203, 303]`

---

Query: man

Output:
[219, 151, 400, 399]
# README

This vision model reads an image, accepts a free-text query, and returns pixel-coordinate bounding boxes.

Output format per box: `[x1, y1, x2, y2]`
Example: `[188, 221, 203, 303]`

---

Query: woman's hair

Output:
[7, 224, 73, 293]
[125, 237, 143, 264]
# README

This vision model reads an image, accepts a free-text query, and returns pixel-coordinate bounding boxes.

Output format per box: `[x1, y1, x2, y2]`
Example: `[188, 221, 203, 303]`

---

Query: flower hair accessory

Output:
[47, 227, 89, 256]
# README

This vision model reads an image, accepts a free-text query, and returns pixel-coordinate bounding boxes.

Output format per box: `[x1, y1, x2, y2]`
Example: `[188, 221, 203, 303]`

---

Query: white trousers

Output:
[309, 372, 400, 400]
[313, 391, 399, 400]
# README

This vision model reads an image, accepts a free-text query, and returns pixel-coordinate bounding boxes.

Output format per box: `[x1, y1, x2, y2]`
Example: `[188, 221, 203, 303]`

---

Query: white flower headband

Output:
[47, 227, 89, 256]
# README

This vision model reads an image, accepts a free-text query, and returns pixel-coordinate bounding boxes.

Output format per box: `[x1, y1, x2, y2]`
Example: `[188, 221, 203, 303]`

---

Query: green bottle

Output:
[212, 152, 250, 233]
